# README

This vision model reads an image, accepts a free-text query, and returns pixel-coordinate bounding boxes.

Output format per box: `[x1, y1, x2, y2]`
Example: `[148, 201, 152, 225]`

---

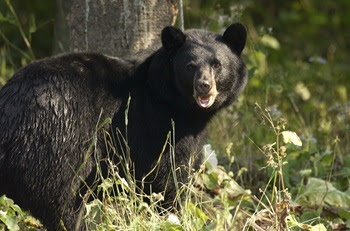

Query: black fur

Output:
[0, 24, 247, 230]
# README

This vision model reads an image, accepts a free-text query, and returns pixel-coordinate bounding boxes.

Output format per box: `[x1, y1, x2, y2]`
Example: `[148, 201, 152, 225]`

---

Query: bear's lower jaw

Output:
[196, 94, 215, 108]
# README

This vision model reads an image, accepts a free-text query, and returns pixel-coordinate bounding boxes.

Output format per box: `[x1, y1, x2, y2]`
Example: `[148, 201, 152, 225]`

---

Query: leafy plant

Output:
[0, 195, 42, 231]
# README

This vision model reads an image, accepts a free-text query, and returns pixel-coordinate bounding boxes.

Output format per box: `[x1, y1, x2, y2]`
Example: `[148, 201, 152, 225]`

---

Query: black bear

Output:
[0, 23, 247, 230]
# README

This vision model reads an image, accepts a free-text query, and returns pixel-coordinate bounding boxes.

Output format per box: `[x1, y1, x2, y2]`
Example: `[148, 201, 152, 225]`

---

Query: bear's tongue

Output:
[197, 95, 214, 108]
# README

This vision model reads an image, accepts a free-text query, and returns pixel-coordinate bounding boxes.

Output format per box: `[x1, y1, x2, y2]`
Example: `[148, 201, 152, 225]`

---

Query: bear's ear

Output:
[222, 23, 247, 55]
[161, 26, 186, 50]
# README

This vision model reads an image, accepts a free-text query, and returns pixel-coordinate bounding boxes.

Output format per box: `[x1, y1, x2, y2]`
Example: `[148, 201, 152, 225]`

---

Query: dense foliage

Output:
[0, 0, 349, 230]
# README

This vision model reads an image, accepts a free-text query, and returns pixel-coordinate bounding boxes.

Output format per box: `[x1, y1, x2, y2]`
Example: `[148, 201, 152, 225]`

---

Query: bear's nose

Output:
[195, 80, 212, 94]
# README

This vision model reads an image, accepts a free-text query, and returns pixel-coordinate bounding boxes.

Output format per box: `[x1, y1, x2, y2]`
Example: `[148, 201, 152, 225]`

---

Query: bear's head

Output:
[147, 23, 248, 113]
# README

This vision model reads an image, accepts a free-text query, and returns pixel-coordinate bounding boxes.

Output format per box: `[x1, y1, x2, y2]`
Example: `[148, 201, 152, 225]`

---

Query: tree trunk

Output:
[54, 0, 178, 56]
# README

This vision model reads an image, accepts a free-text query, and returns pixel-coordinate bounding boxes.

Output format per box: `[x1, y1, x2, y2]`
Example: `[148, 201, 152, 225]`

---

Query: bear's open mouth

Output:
[196, 94, 215, 108]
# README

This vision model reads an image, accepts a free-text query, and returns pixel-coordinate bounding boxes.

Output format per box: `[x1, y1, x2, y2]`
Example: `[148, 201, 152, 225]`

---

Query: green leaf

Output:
[286, 214, 312, 229]
[201, 172, 218, 190]
[346, 219, 350, 229]
[300, 210, 319, 223]
[260, 34, 280, 50]
[296, 178, 350, 207]
[338, 209, 350, 220]
[84, 199, 102, 220]
[187, 202, 208, 227]
[10, 204, 22, 215]
[0, 12, 16, 25]
[98, 178, 114, 193]
[29, 14, 37, 34]
[0, 195, 6, 205]
[0, 211, 20, 231]
[300, 169, 312, 177]
[164, 221, 182, 231]
[310, 224, 327, 231]
[295, 82, 311, 101]
[281, 131, 302, 147]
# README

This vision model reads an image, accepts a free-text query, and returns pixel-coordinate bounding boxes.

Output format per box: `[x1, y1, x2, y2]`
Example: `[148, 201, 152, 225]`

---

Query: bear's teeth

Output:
[197, 95, 214, 108]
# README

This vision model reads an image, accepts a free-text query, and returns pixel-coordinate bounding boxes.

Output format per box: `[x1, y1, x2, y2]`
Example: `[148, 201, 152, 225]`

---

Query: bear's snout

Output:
[195, 79, 212, 95]
[193, 69, 218, 109]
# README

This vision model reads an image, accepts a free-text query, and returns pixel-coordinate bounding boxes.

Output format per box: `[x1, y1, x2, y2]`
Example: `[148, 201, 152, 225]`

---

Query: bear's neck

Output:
[136, 87, 213, 135]
[112, 88, 214, 157]
[145, 87, 214, 130]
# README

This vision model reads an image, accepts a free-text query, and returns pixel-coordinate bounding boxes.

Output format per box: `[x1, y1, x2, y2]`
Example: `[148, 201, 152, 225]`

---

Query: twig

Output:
[4, 0, 35, 59]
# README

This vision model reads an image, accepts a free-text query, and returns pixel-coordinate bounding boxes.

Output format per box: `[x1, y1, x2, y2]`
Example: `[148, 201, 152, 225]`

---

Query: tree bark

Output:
[54, 0, 178, 56]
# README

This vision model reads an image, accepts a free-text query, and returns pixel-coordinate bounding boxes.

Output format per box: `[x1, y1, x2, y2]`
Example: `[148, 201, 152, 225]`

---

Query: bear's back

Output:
[0, 53, 131, 229]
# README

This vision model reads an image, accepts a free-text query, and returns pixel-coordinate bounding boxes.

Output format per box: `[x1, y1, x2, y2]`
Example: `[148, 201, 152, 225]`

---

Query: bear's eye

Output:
[186, 63, 196, 71]
[213, 62, 221, 69]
